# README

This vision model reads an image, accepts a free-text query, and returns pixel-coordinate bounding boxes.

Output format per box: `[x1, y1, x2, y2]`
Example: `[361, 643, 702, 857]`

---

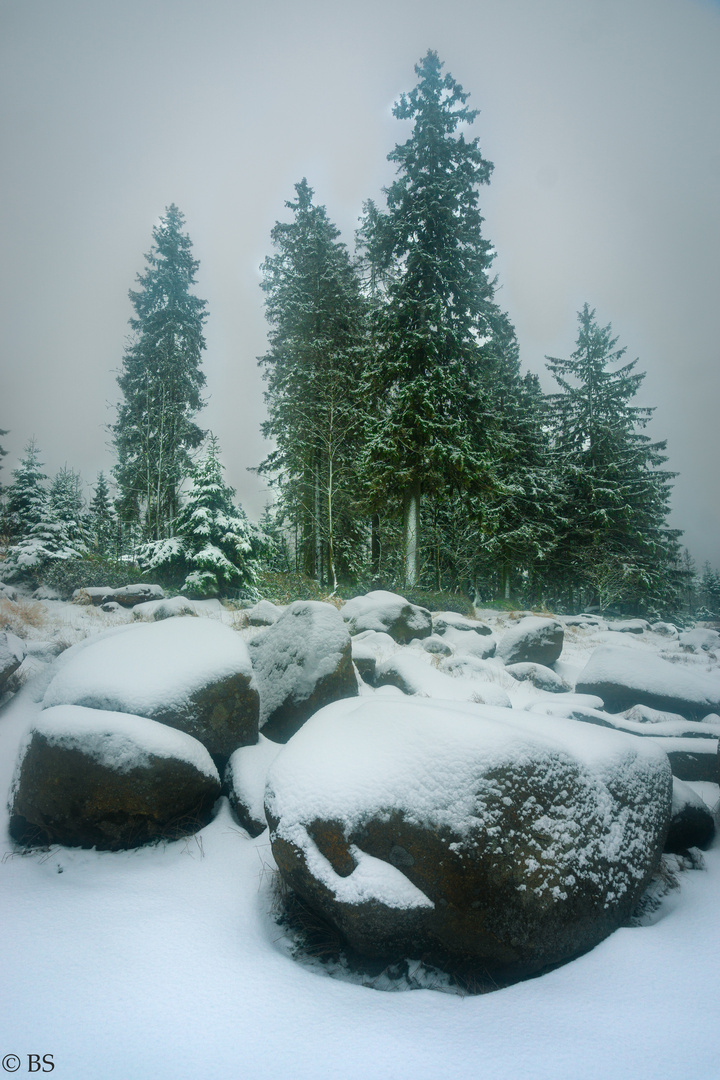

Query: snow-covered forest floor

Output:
[1, 596, 719, 1080]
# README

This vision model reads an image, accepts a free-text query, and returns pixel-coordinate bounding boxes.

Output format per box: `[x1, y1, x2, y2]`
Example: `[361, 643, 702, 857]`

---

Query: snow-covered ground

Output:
[1, 597, 720, 1079]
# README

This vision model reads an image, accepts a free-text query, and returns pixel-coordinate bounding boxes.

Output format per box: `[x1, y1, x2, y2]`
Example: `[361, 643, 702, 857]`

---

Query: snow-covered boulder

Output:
[441, 626, 496, 659]
[505, 662, 569, 693]
[109, 584, 165, 607]
[0, 631, 26, 691]
[73, 587, 114, 606]
[609, 619, 649, 635]
[42, 618, 259, 761]
[532, 701, 720, 783]
[624, 704, 686, 725]
[9, 705, 221, 849]
[650, 621, 679, 637]
[132, 596, 197, 621]
[266, 698, 671, 978]
[432, 612, 493, 636]
[420, 634, 453, 657]
[0, 581, 19, 602]
[248, 601, 357, 743]
[245, 599, 283, 627]
[576, 645, 720, 719]
[665, 778, 715, 854]
[341, 591, 432, 643]
[350, 638, 378, 683]
[374, 648, 510, 706]
[496, 616, 564, 666]
[679, 628, 720, 653]
[224, 735, 283, 837]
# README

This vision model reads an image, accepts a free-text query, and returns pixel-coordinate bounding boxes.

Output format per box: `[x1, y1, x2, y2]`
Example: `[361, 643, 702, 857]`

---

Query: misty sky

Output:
[1, 0, 718, 567]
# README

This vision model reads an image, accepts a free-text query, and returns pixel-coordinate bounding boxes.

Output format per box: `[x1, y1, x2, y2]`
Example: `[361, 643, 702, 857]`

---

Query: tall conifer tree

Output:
[113, 205, 207, 540]
[363, 51, 507, 587]
[258, 179, 367, 590]
[546, 304, 679, 612]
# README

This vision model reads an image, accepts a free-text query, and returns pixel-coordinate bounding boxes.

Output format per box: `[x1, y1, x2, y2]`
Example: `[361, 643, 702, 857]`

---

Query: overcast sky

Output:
[1, 0, 718, 567]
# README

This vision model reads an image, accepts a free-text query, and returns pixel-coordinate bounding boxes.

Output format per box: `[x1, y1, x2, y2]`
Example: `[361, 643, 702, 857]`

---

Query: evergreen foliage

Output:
[88, 471, 117, 556]
[258, 179, 368, 591]
[113, 204, 207, 540]
[139, 435, 257, 597]
[360, 50, 511, 587]
[546, 304, 680, 612]
[4, 465, 87, 580]
[3, 439, 48, 542]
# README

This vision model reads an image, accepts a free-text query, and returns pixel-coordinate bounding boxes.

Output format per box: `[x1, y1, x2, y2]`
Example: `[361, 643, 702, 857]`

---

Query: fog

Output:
[1, 0, 718, 565]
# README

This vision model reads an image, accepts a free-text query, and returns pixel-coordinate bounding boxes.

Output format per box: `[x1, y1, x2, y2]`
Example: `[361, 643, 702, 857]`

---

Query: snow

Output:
[2, 597, 720, 1079]
[15, 704, 220, 781]
[302, 839, 435, 910]
[375, 647, 511, 706]
[225, 734, 283, 830]
[42, 617, 255, 719]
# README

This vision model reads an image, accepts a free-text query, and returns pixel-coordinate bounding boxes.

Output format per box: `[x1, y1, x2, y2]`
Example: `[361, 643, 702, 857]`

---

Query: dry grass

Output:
[0, 596, 48, 638]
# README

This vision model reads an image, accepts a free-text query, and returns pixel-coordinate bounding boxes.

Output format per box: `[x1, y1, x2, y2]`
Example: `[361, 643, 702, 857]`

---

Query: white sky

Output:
[1, 0, 718, 567]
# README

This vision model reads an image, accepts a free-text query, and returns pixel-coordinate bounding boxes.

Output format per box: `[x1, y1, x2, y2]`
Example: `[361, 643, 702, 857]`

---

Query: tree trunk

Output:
[403, 480, 421, 590]
[371, 514, 381, 578]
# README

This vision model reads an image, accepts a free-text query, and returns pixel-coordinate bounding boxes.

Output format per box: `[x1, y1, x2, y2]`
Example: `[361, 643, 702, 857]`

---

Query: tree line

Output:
[0, 51, 701, 615]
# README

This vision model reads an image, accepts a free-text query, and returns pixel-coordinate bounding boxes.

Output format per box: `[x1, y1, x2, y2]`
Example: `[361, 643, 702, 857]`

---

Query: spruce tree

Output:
[546, 304, 679, 612]
[4, 465, 87, 579]
[363, 51, 508, 588]
[88, 471, 117, 556]
[140, 435, 257, 597]
[113, 204, 207, 540]
[258, 179, 368, 590]
[3, 439, 48, 542]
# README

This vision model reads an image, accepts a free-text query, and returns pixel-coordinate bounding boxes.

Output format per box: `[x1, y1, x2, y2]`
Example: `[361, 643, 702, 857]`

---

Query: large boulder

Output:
[10, 705, 221, 849]
[496, 616, 564, 666]
[266, 698, 671, 978]
[245, 599, 283, 627]
[132, 596, 196, 621]
[248, 601, 357, 743]
[576, 645, 720, 719]
[42, 618, 259, 762]
[0, 631, 26, 691]
[432, 612, 493, 636]
[665, 778, 715, 853]
[441, 626, 496, 659]
[505, 662, 569, 693]
[341, 591, 432, 643]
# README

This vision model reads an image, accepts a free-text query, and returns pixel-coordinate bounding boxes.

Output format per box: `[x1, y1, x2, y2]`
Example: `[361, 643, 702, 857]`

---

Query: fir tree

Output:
[700, 562, 720, 615]
[258, 179, 368, 590]
[88, 471, 117, 556]
[362, 51, 508, 587]
[4, 465, 87, 579]
[140, 436, 257, 597]
[3, 439, 48, 542]
[546, 304, 679, 613]
[113, 204, 207, 540]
